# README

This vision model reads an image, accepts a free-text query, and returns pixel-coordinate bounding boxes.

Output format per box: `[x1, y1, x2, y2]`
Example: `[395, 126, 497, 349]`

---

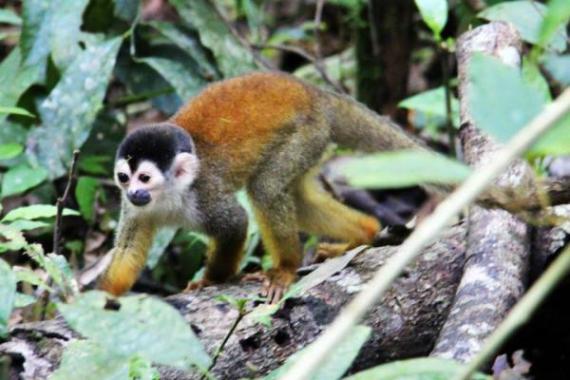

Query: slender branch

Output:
[279, 88, 570, 380]
[53, 150, 80, 255]
[205, 310, 245, 375]
[454, 243, 570, 379]
[112, 87, 175, 107]
[440, 48, 456, 157]
[313, 0, 326, 63]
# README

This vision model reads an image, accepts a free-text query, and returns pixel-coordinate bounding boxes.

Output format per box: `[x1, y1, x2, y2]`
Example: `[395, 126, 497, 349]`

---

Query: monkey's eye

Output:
[117, 172, 129, 183]
[139, 174, 150, 183]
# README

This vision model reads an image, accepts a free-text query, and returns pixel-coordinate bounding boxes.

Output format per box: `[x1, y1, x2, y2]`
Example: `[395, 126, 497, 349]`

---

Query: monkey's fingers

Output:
[184, 278, 212, 292]
[263, 283, 287, 305]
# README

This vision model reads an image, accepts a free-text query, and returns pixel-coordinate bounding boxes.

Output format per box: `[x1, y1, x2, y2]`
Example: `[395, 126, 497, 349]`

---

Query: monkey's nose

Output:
[128, 189, 151, 206]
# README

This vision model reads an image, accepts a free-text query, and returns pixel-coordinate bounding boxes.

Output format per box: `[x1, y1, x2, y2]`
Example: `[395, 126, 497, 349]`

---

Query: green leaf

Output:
[26, 37, 123, 179]
[50, 340, 130, 380]
[479, 1, 567, 52]
[0, 224, 27, 253]
[20, 0, 90, 74]
[169, 0, 258, 77]
[148, 21, 219, 80]
[0, 258, 17, 337]
[339, 150, 471, 189]
[8, 220, 51, 231]
[147, 227, 178, 269]
[140, 56, 207, 101]
[1, 204, 79, 222]
[75, 177, 99, 222]
[14, 292, 36, 308]
[521, 58, 551, 103]
[58, 291, 211, 371]
[114, 0, 140, 22]
[530, 112, 570, 156]
[1, 164, 48, 198]
[0, 106, 35, 118]
[399, 86, 460, 127]
[0, 144, 23, 161]
[128, 355, 161, 380]
[543, 54, 570, 86]
[344, 357, 490, 380]
[0, 9, 22, 25]
[468, 53, 546, 143]
[264, 325, 371, 380]
[539, 0, 570, 48]
[15, 267, 53, 291]
[414, 0, 448, 38]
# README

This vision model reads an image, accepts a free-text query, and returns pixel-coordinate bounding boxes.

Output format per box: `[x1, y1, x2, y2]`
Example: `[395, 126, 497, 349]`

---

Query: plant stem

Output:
[440, 47, 456, 158]
[279, 88, 570, 380]
[203, 310, 245, 378]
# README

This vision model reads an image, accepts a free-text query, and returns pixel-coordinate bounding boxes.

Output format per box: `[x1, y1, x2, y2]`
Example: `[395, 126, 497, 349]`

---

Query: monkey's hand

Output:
[263, 268, 296, 304]
[184, 278, 213, 292]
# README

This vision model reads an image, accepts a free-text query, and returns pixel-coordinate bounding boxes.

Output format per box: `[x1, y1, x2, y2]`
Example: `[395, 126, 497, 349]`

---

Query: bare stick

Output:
[53, 150, 80, 255]
[279, 88, 570, 380]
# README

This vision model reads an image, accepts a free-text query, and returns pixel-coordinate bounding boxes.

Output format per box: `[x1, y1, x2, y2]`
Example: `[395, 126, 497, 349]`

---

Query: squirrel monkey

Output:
[99, 71, 437, 303]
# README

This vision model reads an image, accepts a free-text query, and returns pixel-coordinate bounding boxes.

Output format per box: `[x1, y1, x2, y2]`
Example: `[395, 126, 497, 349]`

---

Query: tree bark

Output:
[431, 22, 532, 362]
[1, 226, 467, 380]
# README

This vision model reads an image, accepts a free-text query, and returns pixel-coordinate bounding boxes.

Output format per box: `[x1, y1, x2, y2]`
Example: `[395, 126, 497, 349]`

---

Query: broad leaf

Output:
[539, 0, 570, 48]
[146, 227, 178, 269]
[27, 37, 123, 178]
[521, 58, 551, 103]
[169, 0, 257, 77]
[0, 9, 22, 25]
[75, 177, 99, 222]
[399, 87, 460, 127]
[543, 54, 570, 86]
[50, 340, 130, 380]
[339, 150, 471, 189]
[1, 204, 79, 222]
[264, 325, 371, 380]
[0, 144, 23, 161]
[58, 291, 211, 371]
[414, 0, 448, 39]
[468, 54, 546, 143]
[0, 224, 27, 253]
[1, 164, 48, 198]
[0, 258, 16, 337]
[479, 1, 567, 52]
[344, 357, 490, 380]
[0, 106, 35, 118]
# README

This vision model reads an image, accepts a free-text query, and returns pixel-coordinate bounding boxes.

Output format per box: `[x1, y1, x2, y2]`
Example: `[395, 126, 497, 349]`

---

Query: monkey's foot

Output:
[314, 242, 352, 263]
[184, 278, 212, 292]
[262, 269, 296, 304]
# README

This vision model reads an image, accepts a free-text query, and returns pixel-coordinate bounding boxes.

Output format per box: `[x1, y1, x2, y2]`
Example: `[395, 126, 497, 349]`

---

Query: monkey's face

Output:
[114, 152, 200, 213]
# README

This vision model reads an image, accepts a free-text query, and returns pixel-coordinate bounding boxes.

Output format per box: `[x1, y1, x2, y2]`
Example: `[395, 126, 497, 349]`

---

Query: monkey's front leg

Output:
[184, 194, 248, 292]
[99, 213, 157, 296]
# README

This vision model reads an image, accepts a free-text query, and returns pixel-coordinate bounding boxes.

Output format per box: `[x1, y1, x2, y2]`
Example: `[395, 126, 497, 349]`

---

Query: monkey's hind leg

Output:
[185, 193, 248, 292]
[295, 170, 380, 262]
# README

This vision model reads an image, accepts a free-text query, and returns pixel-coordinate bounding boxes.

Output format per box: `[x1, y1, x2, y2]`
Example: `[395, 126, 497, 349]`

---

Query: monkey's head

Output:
[114, 124, 199, 213]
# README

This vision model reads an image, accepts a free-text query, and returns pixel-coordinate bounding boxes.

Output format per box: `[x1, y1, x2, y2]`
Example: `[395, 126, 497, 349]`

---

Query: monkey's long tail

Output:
[323, 91, 454, 196]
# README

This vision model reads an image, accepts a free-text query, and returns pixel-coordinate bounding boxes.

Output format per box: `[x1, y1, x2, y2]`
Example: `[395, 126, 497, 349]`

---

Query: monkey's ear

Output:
[172, 152, 199, 186]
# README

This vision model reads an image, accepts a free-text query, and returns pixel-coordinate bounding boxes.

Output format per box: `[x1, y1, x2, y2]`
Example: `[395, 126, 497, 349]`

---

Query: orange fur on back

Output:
[171, 72, 312, 182]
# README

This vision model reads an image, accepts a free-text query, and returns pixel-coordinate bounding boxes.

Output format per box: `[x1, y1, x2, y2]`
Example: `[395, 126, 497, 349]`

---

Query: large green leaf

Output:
[0, 9, 22, 25]
[1, 164, 48, 198]
[543, 54, 570, 86]
[264, 325, 371, 380]
[20, 0, 90, 74]
[479, 1, 567, 52]
[539, 0, 570, 48]
[0, 144, 23, 161]
[75, 177, 98, 222]
[344, 357, 490, 380]
[414, 0, 448, 39]
[339, 150, 471, 189]
[140, 56, 207, 102]
[50, 340, 130, 380]
[58, 291, 211, 371]
[468, 53, 546, 143]
[1, 204, 79, 222]
[0, 258, 17, 337]
[469, 53, 570, 156]
[148, 21, 219, 80]
[27, 37, 123, 178]
[399, 86, 460, 127]
[169, 0, 257, 77]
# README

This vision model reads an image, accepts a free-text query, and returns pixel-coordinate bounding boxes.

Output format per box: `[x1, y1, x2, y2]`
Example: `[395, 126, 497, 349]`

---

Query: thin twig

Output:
[53, 150, 80, 255]
[279, 88, 570, 380]
[203, 310, 245, 378]
[313, 0, 326, 63]
[454, 243, 570, 380]
[440, 48, 457, 157]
